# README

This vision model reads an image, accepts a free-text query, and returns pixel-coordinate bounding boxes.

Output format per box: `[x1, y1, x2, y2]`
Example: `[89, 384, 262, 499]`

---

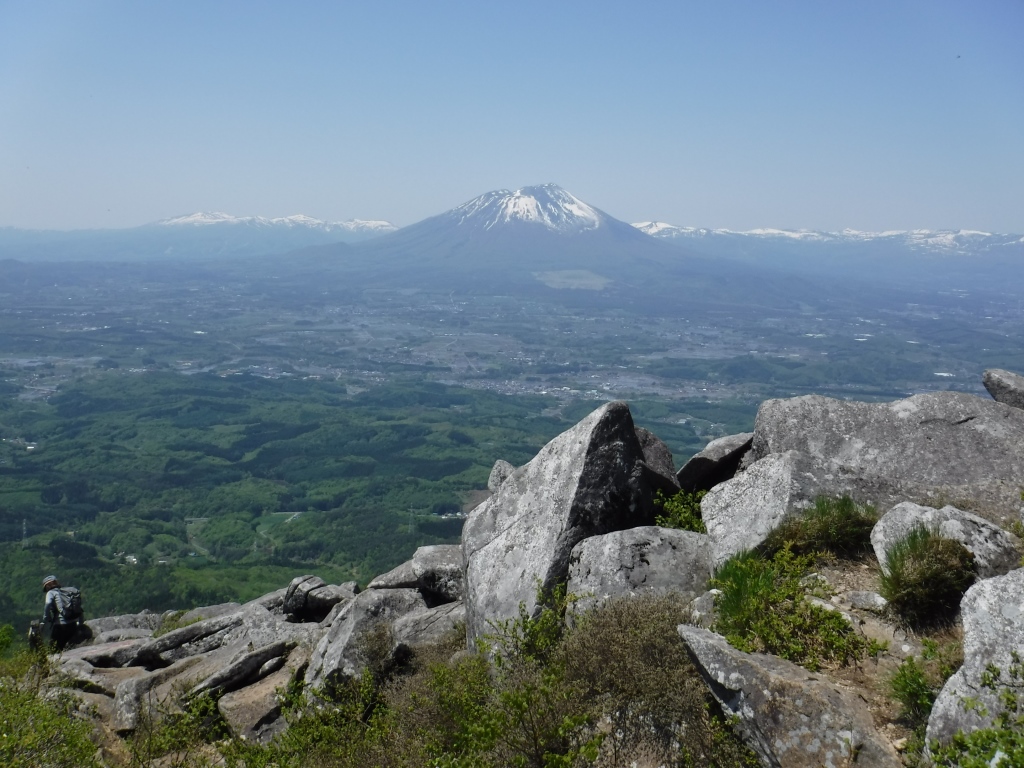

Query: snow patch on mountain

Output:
[158, 213, 396, 234]
[450, 184, 603, 233]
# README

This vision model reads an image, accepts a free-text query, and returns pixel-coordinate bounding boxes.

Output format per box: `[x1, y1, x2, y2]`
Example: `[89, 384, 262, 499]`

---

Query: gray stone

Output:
[305, 588, 428, 691]
[369, 544, 465, 603]
[86, 611, 161, 636]
[189, 641, 294, 698]
[927, 568, 1024, 749]
[983, 368, 1024, 411]
[752, 391, 1024, 517]
[462, 401, 655, 645]
[688, 589, 720, 629]
[566, 526, 712, 618]
[701, 450, 837, 567]
[282, 575, 358, 622]
[283, 575, 326, 615]
[178, 602, 242, 625]
[487, 459, 516, 492]
[677, 432, 754, 493]
[847, 591, 888, 613]
[245, 586, 288, 612]
[635, 426, 680, 493]
[127, 611, 245, 667]
[217, 646, 309, 743]
[679, 625, 900, 768]
[95, 628, 153, 643]
[392, 601, 466, 650]
[871, 502, 1022, 578]
[113, 656, 205, 732]
[63, 638, 146, 668]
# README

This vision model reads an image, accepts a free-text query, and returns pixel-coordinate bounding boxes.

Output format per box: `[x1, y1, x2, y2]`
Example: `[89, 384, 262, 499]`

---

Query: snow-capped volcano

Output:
[157, 212, 396, 235]
[443, 184, 608, 234]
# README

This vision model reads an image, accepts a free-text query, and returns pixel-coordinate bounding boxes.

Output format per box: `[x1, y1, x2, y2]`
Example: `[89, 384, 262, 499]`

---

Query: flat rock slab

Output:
[752, 392, 1024, 518]
[368, 544, 465, 603]
[983, 368, 1024, 410]
[567, 526, 712, 617]
[392, 601, 466, 650]
[462, 401, 654, 644]
[178, 602, 242, 625]
[305, 588, 428, 691]
[86, 612, 162, 636]
[871, 502, 1021, 578]
[679, 625, 900, 768]
[677, 432, 753, 493]
[218, 646, 309, 743]
[927, 568, 1024, 749]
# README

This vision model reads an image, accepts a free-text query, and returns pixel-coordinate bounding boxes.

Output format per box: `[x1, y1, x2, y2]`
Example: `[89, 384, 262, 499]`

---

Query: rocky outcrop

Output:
[566, 526, 711, 617]
[86, 611, 162, 637]
[871, 502, 1021, 578]
[983, 368, 1024, 410]
[677, 432, 753, 493]
[461, 401, 656, 644]
[218, 646, 309, 743]
[679, 625, 901, 767]
[752, 391, 1024, 518]
[283, 575, 359, 622]
[368, 544, 465, 603]
[487, 459, 516, 492]
[304, 588, 428, 691]
[926, 568, 1024, 749]
[635, 426, 680, 493]
[392, 601, 465, 650]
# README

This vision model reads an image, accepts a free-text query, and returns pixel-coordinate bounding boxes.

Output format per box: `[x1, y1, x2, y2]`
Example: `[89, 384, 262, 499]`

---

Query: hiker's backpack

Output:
[57, 586, 83, 623]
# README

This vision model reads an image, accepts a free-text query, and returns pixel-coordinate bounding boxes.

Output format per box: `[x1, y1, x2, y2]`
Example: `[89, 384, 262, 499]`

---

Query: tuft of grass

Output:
[761, 495, 878, 559]
[711, 546, 867, 671]
[879, 525, 976, 629]
[153, 610, 203, 638]
[654, 489, 707, 534]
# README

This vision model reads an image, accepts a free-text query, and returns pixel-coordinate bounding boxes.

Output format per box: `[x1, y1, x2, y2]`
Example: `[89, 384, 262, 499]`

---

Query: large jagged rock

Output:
[701, 450, 840, 566]
[177, 602, 241, 625]
[871, 502, 1021, 578]
[114, 656, 206, 732]
[487, 459, 516, 492]
[679, 625, 900, 767]
[86, 611, 162, 636]
[189, 640, 294, 698]
[926, 568, 1024, 749]
[305, 588, 428, 691]
[983, 368, 1024, 410]
[245, 586, 288, 613]
[635, 426, 680, 493]
[566, 526, 712, 617]
[283, 575, 360, 622]
[217, 646, 310, 743]
[677, 432, 754, 493]
[392, 601, 466, 650]
[752, 392, 1024, 518]
[368, 544, 465, 603]
[462, 401, 655, 644]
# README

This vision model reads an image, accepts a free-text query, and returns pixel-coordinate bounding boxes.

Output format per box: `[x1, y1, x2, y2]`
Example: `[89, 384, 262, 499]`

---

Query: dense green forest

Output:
[0, 371, 756, 627]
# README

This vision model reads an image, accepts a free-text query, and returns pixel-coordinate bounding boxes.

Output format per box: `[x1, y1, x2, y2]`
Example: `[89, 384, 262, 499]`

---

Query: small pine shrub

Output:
[890, 657, 936, 727]
[711, 546, 867, 670]
[654, 489, 707, 534]
[879, 525, 976, 629]
[761, 495, 878, 558]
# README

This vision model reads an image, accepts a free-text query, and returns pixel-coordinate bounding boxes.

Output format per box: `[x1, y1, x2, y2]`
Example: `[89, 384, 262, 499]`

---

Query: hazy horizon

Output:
[2, 1, 1022, 233]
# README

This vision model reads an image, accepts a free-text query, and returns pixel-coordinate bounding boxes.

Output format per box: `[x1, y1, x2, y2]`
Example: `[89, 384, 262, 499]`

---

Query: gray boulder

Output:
[368, 544, 465, 603]
[245, 586, 288, 612]
[677, 432, 754, 493]
[177, 602, 242, 625]
[305, 588, 428, 691]
[127, 611, 245, 667]
[983, 368, 1024, 410]
[752, 392, 1024, 517]
[392, 601, 466, 650]
[114, 655, 205, 732]
[566, 526, 712, 618]
[927, 568, 1024, 748]
[462, 401, 655, 645]
[701, 450, 836, 567]
[847, 591, 888, 613]
[635, 426, 680, 493]
[283, 575, 358, 622]
[86, 611, 161, 636]
[871, 502, 1022, 578]
[189, 640, 294, 698]
[487, 459, 516, 492]
[217, 646, 309, 743]
[679, 625, 900, 767]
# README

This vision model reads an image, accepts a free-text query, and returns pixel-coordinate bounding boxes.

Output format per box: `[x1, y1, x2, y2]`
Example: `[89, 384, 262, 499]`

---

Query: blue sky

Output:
[1, 1, 1022, 231]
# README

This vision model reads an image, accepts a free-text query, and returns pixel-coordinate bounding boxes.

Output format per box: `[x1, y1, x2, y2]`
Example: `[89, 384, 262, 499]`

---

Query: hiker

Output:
[42, 575, 84, 651]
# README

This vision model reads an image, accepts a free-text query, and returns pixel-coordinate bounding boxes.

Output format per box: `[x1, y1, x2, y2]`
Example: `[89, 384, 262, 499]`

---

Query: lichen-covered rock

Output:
[487, 459, 516, 492]
[462, 401, 655, 644]
[679, 625, 900, 767]
[983, 368, 1024, 410]
[701, 450, 839, 566]
[926, 568, 1024, 749]
[752, 392, 1024, 517]
[368, 544, 465, 603]
[304, 588, 428, 691]
[392, 601, 465, 650]
[677, 432, 753, 493]
[871, 502, 1021, 578]
[566, 526, 711, 618]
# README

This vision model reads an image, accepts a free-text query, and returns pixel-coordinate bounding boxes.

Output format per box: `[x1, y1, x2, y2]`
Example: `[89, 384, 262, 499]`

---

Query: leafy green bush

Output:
[127, 689, 229, 767]
[879, 526, 976, 629]
[654, 489, 707, 534]
[761, 496, 877, 558]
[890, 657, 936, 727]
[711, 546, 867, 670]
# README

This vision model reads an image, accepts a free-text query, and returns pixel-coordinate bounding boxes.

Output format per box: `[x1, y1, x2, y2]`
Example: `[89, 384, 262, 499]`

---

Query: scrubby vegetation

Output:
[889, 637, 963, 735]
[654, 488, 707, 533]
[761, 495, 878, 558]
[879, 525, 976, 629]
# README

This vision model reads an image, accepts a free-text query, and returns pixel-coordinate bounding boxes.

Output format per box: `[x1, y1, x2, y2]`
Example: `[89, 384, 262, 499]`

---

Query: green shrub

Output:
[879, 526, 976, 629]
[127, 689, 229, 767]
[711, 546, 867, 670]
[890, 657, 936, 727]
[761, 496, 877, 558]
[654, 489, 707, 534]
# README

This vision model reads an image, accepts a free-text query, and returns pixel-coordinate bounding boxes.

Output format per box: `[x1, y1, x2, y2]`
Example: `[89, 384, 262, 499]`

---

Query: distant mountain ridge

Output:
[157, 212, 396, 235]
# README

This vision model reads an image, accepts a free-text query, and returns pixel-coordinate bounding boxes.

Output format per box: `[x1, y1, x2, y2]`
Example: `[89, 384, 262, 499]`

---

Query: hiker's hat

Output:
[43, 575, 59, 590]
